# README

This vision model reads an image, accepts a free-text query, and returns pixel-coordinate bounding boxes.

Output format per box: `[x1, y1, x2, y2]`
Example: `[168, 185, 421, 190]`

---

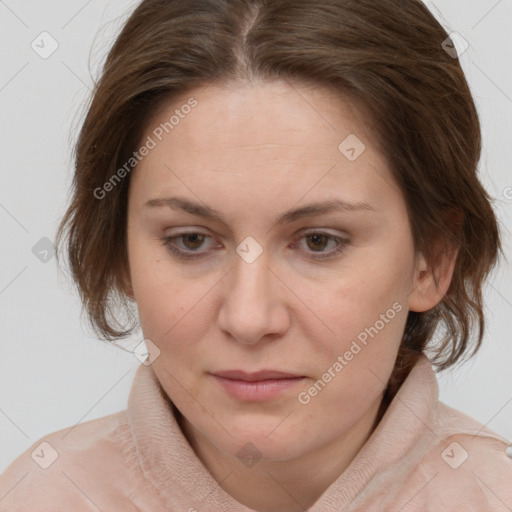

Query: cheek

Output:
[135, 277, 191, 346]
[304, 248, 412, 408]
[321, 261, 409, 347]
[129, 247, 215, 371]
[297, 278, 408, 437]
[128, 239, 183, 342]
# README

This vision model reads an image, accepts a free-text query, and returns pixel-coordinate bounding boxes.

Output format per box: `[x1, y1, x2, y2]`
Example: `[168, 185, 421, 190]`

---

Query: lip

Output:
[213, 369, 302, 381]
[211, 370, 306, 401]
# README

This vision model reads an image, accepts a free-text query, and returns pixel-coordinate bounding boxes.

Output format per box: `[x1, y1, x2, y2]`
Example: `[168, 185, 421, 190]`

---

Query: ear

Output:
[408, 210, 463, 312]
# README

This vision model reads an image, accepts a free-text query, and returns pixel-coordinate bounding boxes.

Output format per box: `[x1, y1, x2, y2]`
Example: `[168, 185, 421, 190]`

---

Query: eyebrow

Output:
[144, 196, 376, 225]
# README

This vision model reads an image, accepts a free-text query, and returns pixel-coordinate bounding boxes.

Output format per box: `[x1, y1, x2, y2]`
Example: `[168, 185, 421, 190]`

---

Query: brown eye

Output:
[292, 231, 349, 261]
[159, 231, 215, 260]
[306, 234, 329, 252]
[181, 233, 207, 250]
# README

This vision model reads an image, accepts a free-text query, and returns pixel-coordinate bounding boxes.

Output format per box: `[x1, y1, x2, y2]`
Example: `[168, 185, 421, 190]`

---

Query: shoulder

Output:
[398, 402, 512, 510]
[0, 411, 141, 511]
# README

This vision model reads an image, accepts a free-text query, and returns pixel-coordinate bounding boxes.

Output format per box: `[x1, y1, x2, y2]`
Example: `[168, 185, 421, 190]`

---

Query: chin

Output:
[228, 433, 310, 463]
[212, 413, 318, 461]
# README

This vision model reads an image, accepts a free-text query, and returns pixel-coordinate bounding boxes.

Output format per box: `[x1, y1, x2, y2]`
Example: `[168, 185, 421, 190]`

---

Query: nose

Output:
[217, 248, 290, 346]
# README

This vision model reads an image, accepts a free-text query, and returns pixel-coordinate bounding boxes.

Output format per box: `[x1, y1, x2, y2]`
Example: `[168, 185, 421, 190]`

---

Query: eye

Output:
[159, 231, 216, 260]
[159, 230, 349, 261]
[291, 231, 349, 260]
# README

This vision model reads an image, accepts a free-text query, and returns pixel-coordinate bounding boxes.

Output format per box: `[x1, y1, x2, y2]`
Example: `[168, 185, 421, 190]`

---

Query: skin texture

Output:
[125, 80, 457, 511]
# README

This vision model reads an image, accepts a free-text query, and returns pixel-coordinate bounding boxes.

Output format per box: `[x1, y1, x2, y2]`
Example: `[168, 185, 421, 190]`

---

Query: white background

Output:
[1, 0, 511, 474]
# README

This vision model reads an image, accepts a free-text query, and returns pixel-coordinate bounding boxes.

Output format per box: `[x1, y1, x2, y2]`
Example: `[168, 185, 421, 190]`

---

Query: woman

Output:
[1, 0, 511, 510]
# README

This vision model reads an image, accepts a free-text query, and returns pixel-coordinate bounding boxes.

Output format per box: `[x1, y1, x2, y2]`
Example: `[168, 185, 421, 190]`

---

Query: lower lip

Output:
[213, 376, 306, 401]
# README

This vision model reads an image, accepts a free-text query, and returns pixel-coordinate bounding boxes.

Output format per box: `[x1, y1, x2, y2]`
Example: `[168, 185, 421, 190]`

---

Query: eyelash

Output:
[159, 230, 349, 261]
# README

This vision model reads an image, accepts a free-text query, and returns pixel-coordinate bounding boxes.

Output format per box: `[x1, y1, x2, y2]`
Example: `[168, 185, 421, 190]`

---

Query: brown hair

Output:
[56, 0, 502, 398]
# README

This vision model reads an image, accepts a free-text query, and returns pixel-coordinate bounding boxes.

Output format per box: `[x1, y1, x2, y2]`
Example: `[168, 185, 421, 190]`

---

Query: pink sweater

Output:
[1, 355, 511, 511]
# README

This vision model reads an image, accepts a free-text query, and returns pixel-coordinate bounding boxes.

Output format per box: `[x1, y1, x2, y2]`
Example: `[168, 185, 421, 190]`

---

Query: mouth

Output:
[210, 369, 307, 402]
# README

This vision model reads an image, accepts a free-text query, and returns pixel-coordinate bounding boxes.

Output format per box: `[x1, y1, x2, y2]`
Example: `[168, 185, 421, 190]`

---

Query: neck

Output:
[177, 393, 385, 512]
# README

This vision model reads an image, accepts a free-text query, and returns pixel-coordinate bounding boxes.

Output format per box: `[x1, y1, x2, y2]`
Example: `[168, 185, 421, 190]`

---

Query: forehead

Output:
[146, 80, 377, 153]
[130, 80, 401, 219]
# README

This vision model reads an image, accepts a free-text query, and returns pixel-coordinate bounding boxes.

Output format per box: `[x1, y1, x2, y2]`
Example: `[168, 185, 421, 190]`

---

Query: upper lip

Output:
[212, 370, 304, 381]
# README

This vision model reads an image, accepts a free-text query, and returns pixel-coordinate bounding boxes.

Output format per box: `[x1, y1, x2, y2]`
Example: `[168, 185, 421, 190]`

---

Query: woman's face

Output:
[126, 80, 429, 462]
